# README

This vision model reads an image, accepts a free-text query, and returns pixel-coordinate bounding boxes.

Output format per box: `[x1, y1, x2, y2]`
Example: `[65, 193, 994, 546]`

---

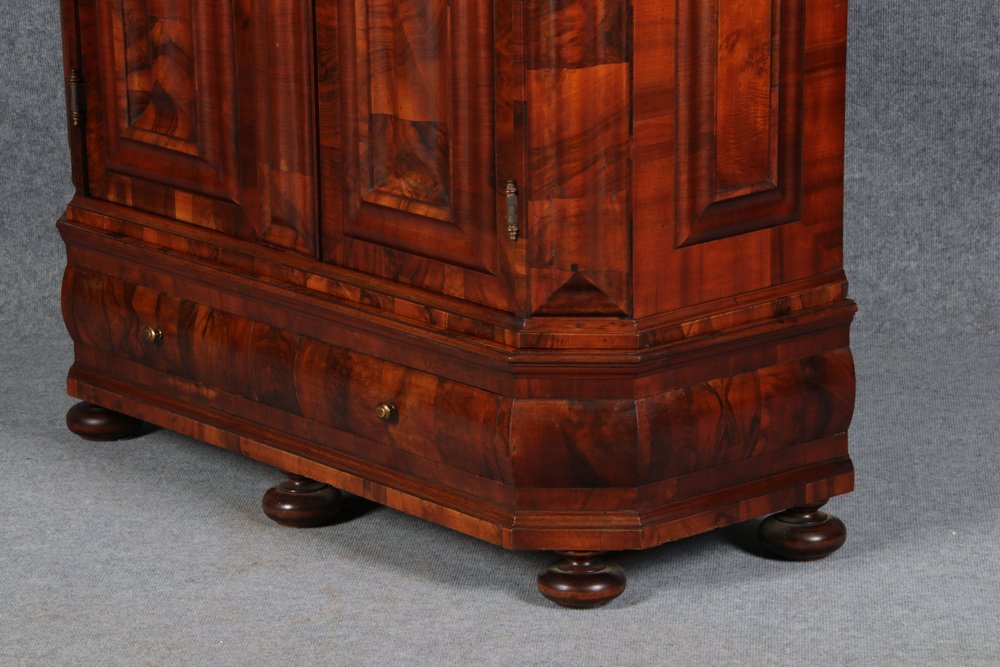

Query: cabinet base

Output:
[68, 369, 853, 550]
[63, 378, 851, 607]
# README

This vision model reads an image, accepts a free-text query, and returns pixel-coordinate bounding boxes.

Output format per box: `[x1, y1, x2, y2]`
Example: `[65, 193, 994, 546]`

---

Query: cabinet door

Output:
[318, 0, 522, 312]
[76, 0, 318, 254]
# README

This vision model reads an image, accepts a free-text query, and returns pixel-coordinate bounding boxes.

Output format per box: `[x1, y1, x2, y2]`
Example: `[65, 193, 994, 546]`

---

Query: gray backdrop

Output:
[2, 1, 999, 665]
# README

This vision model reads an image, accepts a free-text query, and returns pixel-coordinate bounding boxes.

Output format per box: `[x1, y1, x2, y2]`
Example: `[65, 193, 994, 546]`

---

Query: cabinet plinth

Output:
[58, 0, 855, 606]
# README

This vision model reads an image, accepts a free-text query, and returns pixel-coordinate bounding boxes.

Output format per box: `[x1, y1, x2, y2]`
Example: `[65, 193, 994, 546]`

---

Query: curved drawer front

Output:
[64, 267, 508, 479]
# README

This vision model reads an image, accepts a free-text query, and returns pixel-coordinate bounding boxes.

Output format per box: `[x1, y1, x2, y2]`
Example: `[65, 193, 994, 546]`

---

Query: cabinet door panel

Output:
[320, 0, 521, 312]
[632, 0, 847, 316]
[362, 0, 453, 222]
[87, 0, 240, 203]
[675, 0, 804, 247]
[78, 0, 318, 254]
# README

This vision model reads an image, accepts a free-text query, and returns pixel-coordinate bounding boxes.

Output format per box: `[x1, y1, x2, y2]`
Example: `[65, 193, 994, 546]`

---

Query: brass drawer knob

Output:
[375, 402, 397, 422]
[142, 326, 163, 344]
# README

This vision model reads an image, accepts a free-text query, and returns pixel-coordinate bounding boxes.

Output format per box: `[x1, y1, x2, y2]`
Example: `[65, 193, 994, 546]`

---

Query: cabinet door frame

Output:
[75, 0, 320, 255]
[82, 0, 241, 203]
[319, 0, 525, 313]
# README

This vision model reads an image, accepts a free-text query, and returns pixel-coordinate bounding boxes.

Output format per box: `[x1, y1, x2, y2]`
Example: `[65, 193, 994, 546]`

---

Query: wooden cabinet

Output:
[59, 0, 856, 608]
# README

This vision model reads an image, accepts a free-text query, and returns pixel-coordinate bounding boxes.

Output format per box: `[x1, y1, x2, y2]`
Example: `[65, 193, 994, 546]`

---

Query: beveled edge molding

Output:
[62, 197, 854, 359]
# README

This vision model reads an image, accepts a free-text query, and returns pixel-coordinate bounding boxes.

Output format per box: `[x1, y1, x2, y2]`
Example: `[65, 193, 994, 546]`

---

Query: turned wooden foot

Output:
[758, 503, 847, 561]
[537, 552, 626, 609]
[66, 401, 144, 441]
[262, 474, 343, 528]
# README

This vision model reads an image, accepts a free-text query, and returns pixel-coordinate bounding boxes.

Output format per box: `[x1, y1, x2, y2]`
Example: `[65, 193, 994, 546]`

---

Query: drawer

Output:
[65, 268, 255, 394]
[64, 268, 508, 479]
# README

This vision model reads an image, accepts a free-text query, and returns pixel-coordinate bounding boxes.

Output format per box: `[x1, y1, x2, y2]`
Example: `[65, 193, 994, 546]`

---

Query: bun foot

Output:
[537, 552, 626, 609]
[66, 401, 144, 441]
[758, 503, 847, 561]
[262, 474, 343, 528]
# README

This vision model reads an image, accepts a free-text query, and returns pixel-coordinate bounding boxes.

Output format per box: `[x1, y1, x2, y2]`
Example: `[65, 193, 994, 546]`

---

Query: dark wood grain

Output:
[364, 0, 451, 216]
[61, 257, 854, 550]
[120, 0, 198, 141]
[317, 0, 519, 311]
[632, 0, 848, 315]
[524, 0, 631, 316]
[674, 0, 804, 246]
[637, 348, 856, 482]
[75, 0, 318, 252]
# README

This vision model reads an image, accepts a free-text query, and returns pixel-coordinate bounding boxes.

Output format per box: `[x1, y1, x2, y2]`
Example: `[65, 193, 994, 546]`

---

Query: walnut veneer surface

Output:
[58, 0, 855, 607]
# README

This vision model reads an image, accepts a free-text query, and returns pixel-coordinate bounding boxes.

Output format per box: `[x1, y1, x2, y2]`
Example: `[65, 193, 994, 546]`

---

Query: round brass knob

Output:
[142, 326, 163, 344]
[374, 402, 397, 422]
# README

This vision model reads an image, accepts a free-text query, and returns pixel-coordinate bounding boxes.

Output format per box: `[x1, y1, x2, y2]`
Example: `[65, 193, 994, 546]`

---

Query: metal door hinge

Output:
[504, 179, 519, 241]
[68, 68, 83, 128]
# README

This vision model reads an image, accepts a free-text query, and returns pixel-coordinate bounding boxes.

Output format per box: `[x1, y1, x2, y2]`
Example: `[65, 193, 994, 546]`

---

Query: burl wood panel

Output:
[76, 0, 318, 253]
[237, 0, 320, 253]
[509, 348, 853, 488]
[90, 0, 240, 199]
[362, 0, 452, 219]
[119, 0, 198, 147]
[319, 0, 521, 312]
[632, 0, 848, 316]
[510, 398, 639, 487]
[636, 347, 855, 484]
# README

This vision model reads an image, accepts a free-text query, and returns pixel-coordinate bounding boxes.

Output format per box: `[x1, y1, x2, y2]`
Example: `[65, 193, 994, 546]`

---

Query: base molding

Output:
[68, 371, 853, 551]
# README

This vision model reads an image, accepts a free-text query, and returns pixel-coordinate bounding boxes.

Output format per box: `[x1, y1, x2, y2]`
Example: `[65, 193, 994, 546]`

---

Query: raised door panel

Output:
[78, 0, 318, 254]
[632, 0, 848, 316]
[675, 0, 804, 246]
[319, 0, 522, 312]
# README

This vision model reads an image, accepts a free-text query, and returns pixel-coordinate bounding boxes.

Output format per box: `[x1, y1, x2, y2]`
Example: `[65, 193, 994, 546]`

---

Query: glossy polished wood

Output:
[758, 503, 847, 560]
[537, 552, 626, 609]
[76, 0, 318, 252]
[262, 474, 344, 528]
[633, 0, 849, 315]
[66, 400, 143, 441]
[58, 0, 855, 605]
[318, 0, 518, 311]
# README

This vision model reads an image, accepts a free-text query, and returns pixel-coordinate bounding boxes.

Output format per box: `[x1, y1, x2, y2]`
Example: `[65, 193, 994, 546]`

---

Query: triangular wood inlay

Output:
[533, 272, 628, 316]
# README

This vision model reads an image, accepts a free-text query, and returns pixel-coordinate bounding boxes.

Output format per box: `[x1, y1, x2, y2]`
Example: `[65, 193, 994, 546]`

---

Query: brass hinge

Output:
[68, 68, 83, 128]
[504, 179, 519, 241]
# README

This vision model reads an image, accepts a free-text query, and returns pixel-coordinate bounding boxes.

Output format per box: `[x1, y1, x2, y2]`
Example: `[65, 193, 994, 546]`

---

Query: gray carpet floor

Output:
[3, 1, 1000, 665]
